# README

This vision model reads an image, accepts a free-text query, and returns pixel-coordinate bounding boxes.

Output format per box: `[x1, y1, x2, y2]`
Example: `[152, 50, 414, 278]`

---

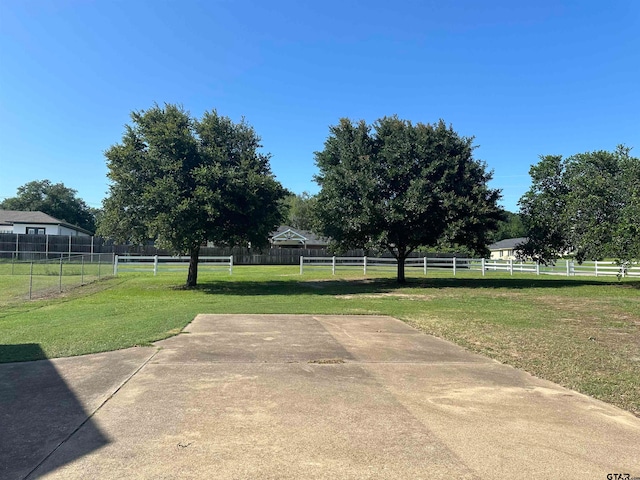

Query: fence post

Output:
[29, 262, 34, 300]
[69, 235, 72, 259]
[509, 259, 513, 276]
[481, 258, 486, 276]
[595, 260, 598, 277]
[81, 255, 85, 285]
[46, 235, 49, 258]
[300, 256, 304, 275]
[98, 254, 101, 279]
[453, 257, 456, 276]
[566, 259, 570, 277]
[11, 254, 15, 275]
[424, 257, 427, 275]
[114, 255, 119, 276]
[153, 255, 158, 276]
[16, 233, 19, 257]
[332, 256, 336, 275]
[536, 261, 540, 275]
[229, 255, 233, 275]
[59, 257, 63, 292]
[363, 256, 367, 275]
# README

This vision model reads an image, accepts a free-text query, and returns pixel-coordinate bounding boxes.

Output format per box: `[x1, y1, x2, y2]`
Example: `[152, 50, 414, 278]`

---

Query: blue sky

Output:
[1, 0, 638, 213]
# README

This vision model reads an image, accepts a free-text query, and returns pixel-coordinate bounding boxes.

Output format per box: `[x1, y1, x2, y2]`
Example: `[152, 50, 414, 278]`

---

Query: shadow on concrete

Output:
[193, 275, 639, 297]
[0, 344, 109, 480]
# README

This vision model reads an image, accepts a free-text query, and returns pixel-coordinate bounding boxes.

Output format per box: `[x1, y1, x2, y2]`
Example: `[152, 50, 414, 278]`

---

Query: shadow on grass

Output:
[0, 343, 48, 363]
[194, 275, 640, 297]
[0, 344, 109, 479]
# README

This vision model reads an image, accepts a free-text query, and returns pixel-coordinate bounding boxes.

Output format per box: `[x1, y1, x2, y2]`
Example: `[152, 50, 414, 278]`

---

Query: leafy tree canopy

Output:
[489, 210, 526, 243]
[282, 191, 318, 231]
[314, 116, 503, 283]
[518, 145, 640, 268]
[98, 104, 286, 286]
[1, 180, 97, 232]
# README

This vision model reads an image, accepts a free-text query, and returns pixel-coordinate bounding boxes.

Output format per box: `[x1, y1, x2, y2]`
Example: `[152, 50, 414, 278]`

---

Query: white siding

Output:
[490, 248, 516, 260]
[13, 224, 58, 235]
[12, 223, 89, 236]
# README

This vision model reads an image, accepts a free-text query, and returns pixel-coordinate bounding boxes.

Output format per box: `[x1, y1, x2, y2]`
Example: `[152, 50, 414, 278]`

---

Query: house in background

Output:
[0, 210, 92, 236]
[488, 237, 527, 260]
[270, 226, 328, 249]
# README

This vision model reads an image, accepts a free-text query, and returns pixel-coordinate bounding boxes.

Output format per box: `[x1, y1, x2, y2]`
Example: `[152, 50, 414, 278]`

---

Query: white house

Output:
[0, 210, 92, 236]
[488, 237, 527, 260]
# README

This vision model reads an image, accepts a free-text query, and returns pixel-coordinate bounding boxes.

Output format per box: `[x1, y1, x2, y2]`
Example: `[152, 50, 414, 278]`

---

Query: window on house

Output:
[26, 228, 45, 235]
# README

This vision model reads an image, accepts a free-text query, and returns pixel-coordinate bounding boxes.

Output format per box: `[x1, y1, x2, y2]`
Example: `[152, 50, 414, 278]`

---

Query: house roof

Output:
[488, 237, 528, 251]
[270, 226, 328, 245]
[0, 210, 92, 235]
[0, 210, 64, 224]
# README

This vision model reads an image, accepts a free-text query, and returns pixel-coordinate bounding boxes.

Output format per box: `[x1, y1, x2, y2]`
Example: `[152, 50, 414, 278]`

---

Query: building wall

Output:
[11, 224, 89, 236]
[59, 225, 90, 237]
[12, 223, 59, 235]
[490, 249, 516, 260]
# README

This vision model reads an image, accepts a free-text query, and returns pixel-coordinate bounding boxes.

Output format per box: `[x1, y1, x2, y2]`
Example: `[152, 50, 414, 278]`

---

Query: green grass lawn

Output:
[1, 265, 639, 416]
[0, 259, 113, 305]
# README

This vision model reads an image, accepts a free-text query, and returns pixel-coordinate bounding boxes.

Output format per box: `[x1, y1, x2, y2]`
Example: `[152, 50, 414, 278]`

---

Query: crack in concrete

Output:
[24, 348, 160, 480]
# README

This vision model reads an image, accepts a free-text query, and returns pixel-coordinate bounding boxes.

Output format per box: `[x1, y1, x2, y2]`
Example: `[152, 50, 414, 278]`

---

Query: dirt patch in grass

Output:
[404, 289, 640, 417]
[335, 293, 438, 300]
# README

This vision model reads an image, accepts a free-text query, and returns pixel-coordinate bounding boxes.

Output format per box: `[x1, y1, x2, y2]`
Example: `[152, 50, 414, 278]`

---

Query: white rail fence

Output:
[300, 256, 639, 278]
[113, 255, 233, 275]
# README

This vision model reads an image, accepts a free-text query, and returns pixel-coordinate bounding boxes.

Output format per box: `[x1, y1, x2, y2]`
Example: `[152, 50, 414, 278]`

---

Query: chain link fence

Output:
[0, 253, 115, 305]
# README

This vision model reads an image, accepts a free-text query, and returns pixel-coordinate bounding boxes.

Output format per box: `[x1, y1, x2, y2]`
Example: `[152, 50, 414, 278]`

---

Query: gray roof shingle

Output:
[0, 210, 63, 224]
[488, 237, 528, 250]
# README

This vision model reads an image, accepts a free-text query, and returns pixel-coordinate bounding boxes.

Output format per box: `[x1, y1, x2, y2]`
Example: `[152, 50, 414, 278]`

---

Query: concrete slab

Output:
[38, 363, 478, 479]
[317, 315, 493, 364]
[156, 314, 354, 364]
[183, 314, 337, 334]
[3, 315, 639, 479]
[0, 346, 156, 480]
[369, 363, 640, 479]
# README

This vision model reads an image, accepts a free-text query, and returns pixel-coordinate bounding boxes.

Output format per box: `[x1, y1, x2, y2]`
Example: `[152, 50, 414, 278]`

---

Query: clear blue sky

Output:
[1, 0, 638, 213]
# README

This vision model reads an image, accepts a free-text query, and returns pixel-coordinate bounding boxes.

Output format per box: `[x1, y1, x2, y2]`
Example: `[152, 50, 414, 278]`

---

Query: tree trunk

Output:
[396, 248, 407, 284]
[186, 245, 200, 287]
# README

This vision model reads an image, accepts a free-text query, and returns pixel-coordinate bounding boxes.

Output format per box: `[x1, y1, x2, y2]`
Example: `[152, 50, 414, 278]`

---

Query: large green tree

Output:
[517, 155, 571, 262]
[489, 210, 525, 243]
[518, 146, 640, 268]
[282, 191, 318, 231]
[1, 180, 97, 232]
[98, 104, 286, 286]
[314, 116, 503, 283]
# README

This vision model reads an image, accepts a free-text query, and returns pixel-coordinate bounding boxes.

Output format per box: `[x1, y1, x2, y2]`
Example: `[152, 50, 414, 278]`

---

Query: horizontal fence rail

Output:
[113, 255, 234, 275]
[300, 256, 639, 278]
